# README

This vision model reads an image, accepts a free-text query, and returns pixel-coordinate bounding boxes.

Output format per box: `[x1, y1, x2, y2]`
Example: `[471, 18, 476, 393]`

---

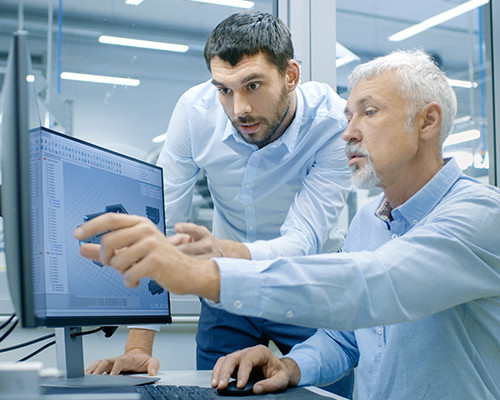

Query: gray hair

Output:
[348, 50, 457, 145]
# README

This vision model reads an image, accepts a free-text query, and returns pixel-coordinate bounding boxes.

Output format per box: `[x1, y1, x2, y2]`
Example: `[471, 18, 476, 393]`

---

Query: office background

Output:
[0, 0, 498, 380]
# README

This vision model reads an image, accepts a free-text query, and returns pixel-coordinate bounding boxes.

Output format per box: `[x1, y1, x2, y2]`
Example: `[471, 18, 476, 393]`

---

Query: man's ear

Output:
[285, 59, 300, 92]
[419, 102, 442, 141]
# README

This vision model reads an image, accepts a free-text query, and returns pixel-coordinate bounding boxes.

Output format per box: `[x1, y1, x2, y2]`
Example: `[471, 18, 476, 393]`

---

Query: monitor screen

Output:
[30, 126, 171, 327]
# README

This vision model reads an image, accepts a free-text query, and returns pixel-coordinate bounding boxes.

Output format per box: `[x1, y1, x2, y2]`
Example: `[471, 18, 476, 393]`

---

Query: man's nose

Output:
[342, 118, 358, 142]
[233, 93, 251, 117]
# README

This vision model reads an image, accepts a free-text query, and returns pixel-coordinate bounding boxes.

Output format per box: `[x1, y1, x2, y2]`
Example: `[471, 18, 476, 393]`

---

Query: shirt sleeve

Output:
[157, 93, 200, 236]
[214, 190, 500, 331]
[287, 329, 359, 387]
[245, 129, 351, 260]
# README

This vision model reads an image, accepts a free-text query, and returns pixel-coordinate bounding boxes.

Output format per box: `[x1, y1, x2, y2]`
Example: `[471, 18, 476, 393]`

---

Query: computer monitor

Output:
[1, 32, 171, 386]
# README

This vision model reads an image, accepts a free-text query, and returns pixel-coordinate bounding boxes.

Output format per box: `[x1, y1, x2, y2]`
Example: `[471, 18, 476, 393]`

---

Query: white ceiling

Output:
[0, 0, 488, 160]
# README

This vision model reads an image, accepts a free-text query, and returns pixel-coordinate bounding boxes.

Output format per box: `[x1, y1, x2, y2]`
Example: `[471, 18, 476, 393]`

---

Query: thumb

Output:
[175, 222, 209, 241]
[147, 358, 160, 376]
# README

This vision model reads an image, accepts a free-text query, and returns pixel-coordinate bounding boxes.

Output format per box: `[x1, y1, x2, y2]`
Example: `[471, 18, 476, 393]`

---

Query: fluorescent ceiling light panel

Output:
[389, 0, 489, 42]
[152, 133, 166, 143]
[336, 42, 360, 68]
[61, 72, 140, 86]
[448, 78, 478, 89]
[99, 35, 189, 53]
[443, 129, 481, 147]
[187, 0, 254, 8]
[125, 0, 144, 5]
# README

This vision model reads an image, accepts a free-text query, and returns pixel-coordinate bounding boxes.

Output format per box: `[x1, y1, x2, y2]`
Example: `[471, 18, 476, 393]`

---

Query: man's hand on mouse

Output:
[211, 345, 301, 395]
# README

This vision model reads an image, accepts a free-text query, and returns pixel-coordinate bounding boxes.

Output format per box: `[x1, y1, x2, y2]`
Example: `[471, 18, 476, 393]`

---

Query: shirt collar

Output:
[375, 158, 463, 224]
[222, 88, 303, 153]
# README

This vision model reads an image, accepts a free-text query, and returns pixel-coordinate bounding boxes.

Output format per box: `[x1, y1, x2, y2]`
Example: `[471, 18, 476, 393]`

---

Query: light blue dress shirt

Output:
[157, 80, 351, 259]
[214, 159, 500, 399]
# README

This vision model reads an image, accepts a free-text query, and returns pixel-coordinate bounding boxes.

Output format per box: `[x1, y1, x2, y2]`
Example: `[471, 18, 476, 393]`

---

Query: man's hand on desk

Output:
[211, 345, 301, 395]
[85, 348, 160, 376]
[170, 222, 251, 259]
[85, 328, 159, 376]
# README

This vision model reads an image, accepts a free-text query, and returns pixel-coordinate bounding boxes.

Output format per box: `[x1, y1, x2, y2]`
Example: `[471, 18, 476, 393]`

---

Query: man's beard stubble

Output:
[345, 142, 381, 190]
[231, 84, 290, 148]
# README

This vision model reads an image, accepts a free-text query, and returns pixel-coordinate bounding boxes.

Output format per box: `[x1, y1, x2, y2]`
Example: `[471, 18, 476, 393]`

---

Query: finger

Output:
[176, 241, 211, 257]
[168, 233, 192, 246]
[90, 359, 114, 375]
[252, 373, 289, 394]
[215, 353, 243, 388]
[99, 220, 159, 267]
[85, 360, 101, 374]
[79, 243, 101, 262]
[175, 222, 210, 242]
[235, 357, 255, 388]
[212, 357, 228, 388]
[109, 359, 125, 376]
[74, 213, 144, 242]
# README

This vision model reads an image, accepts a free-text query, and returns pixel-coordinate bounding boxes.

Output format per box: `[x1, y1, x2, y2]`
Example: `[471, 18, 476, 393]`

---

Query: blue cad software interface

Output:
[29, 127, 169, 319]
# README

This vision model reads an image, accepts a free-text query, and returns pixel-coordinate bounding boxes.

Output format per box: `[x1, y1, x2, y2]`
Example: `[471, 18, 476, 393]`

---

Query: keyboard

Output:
[137, 385, 219, 400]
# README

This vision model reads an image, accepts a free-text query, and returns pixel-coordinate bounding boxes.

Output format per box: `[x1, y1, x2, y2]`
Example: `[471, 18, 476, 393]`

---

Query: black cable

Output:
[0, 318, 18, 343]
[17, 340, 55, 362]
[70, 327, 104, 338]
[0, 313, 16, 330]
[0, 332, 55, 353]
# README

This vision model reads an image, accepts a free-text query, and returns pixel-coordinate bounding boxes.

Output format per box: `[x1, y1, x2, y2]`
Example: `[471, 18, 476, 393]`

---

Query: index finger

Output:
[74, 213, 144, 241]
[211, 356, 236, 389]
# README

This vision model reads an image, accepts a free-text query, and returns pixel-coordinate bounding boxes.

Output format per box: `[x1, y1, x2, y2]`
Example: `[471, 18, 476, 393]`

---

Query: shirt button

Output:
[234, 300, 242, 309]
[391, 234, 398, 239]
[244, 184, 251, 189]
[249, 226, 255, 231]
[247, 204, 253, 210]
[377, 328, 383, 335]
[286, 310, 294, 318]
[412, 219, 418, 225]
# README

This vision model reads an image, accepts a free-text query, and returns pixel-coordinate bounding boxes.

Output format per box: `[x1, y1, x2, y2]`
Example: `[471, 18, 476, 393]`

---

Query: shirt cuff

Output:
[244, 241, 272, 260]
[128, 324, 161, 331]
[286, 351, 318, 387]
[213, 257, 262, 315]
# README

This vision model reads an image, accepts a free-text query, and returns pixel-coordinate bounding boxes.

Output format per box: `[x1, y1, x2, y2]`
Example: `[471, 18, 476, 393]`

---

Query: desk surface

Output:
[155, 370, 348, 399]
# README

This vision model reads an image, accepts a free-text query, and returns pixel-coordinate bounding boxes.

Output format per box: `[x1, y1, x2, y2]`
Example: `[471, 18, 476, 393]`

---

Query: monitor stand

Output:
[41, 327, 159, 389]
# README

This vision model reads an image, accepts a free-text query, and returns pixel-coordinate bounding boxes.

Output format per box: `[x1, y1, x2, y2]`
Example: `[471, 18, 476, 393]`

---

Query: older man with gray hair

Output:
[75, 50, 500, 399]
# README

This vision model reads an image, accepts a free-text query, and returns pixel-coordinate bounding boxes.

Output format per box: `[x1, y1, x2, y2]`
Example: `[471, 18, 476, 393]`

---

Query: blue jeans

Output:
[196, 300, 354, 399]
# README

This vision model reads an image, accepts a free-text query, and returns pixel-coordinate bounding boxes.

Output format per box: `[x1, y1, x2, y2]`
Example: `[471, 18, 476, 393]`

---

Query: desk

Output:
[154, 370, 348, 399]
[41, 370, 348, 400]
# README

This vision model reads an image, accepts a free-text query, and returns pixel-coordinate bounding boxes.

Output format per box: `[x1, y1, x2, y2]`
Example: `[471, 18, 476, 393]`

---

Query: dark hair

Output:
[204, 11, 294, 75]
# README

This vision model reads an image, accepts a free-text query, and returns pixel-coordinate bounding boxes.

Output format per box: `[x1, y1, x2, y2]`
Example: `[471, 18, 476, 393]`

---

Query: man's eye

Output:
[247, 82, 260, 91]
[218, 88, 232, 95]
[365, 108, 376, 116]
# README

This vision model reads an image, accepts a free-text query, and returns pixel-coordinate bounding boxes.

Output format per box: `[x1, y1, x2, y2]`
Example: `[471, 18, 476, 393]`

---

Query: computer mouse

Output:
[217, 378, 258, 396]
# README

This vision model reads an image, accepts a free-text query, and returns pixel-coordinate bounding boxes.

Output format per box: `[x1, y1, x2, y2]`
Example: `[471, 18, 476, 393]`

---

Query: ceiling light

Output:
[125, 0, 144, 5]
[448, 78, 478, 88]
[443, 129, 481, 147]
[389, 0, 489, 42]
[98, 35, 189, 53]
[336, 42, 360, 68]
[60, 72, 140, 86]
[187, 0, 254, 9]
[152, 133, 166, 143]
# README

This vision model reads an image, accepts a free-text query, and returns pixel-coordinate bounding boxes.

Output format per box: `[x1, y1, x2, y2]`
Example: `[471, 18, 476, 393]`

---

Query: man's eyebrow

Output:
[211, 79, 224, 86]
[211, 73, 266, 88]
